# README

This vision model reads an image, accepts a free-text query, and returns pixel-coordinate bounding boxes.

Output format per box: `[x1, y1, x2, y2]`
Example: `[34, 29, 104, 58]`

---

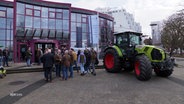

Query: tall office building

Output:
[95, 7, 142, 33]
[150, 21, 163, 46]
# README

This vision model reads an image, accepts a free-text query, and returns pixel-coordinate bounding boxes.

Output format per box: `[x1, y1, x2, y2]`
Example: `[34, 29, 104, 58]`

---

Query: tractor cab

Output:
[114, 31, 142, 57]
[115, 31, 142, 48]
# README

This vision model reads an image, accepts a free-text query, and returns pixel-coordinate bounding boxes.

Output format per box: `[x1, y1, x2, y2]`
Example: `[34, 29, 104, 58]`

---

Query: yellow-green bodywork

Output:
[110, 45, 166, 63]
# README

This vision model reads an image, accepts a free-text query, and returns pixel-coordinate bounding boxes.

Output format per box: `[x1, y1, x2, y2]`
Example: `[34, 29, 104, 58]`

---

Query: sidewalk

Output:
[4, 59, 104, 74]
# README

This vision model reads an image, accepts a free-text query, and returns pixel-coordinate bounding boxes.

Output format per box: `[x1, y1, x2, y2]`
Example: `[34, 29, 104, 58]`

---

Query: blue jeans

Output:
[80, 63, 85, 73]
[62, 66, 68, 80]
[69, 64, 73, 78]
[3, 56, 9, 66]
[26, 58, 31, 66]
[55, 64, 61, 77]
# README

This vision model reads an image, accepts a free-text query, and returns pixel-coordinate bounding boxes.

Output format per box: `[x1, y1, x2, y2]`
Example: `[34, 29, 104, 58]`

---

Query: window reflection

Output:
[56, 30, 62, 38]
[16, 27, 24, 36]
[42, 7, 48, 18]
[41, 18, 48, 28]
[0, 18, 6, 28]
[0, 11, 6, 17]
[34, 29, 41, 37]
[0, 29, 5, 40]
[49, 19, 55, 29]
[17, 3, 25, 14]
[42, 29, 49, 37]
[63, 10, 69, 19]
[16, 15, 25, 27]
[25, 16, 33, 27]
[56, 19, 62, 29]
[34, 17, 40, 28]
[49, 30, 55, 38]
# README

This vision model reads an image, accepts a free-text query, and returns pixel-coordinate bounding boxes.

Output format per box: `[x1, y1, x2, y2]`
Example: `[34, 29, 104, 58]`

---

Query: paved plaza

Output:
[0, 59, 184, 104]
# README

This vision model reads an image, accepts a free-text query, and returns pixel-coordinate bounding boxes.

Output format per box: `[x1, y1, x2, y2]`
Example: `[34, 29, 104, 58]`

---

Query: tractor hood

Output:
[135, 45, 166, 62]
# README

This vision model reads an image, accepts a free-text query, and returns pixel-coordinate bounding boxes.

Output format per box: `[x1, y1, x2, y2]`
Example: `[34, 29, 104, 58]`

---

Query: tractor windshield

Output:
[129, 34, 141, 45]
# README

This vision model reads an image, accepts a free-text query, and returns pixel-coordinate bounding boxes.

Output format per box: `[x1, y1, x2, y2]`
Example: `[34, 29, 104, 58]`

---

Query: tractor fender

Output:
[104, 45, 123, 57]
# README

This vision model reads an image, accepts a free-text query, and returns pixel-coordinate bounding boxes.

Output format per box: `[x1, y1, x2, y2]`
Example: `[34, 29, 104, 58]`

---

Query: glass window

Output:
[49, 8, 55, 12]
[56, 19, 62, 29]
[0, 7, 6, 10]
[41, 18, 48, 28]
[26, 4, 33, 9]
[7, 8, 13, 18]
[49, 19, 55, 29]
[34, 10, 41, 17]
[42, 29, 48, 37]
[25, 28, 33, 37]
[0, 18, 6, 28]
[25, 16, 33, 27]
[0, 41, 5, 48]
[49, 12, 55, 18]
[76, 14, 81, 22]
[6, 29, 12, 40]
[49, 30, 55, 38]
[34, 29, 41, 37]
[26, 9, 33, 16]
[56, 9, 62, 12]
[17, 3, 25, 14]
[16, 15, 24, 27]
[82, 24, 87, 33]
[71, 13, 76, 21]
[77, 22, 81, 27]
[56, 30, 62, 38]
[34, 6, 41, 10]
[82, 32, 87, 41]
[16, 27, 24, 36]
[82, 17, 87, 23]
[71, 22, 76, 31]
[0, 29, 5, 40]
[56, 12, 62, 19]
[34, 17, 40, 28]
[63, 20, 69, 30]
[63, 31, 69, 39]
[71, 32, 76, 41]
[42, 7, 48, 18]
[63, 10, 69, 19]
[0, 11, 6, 17]
[7, 19, 13, 29]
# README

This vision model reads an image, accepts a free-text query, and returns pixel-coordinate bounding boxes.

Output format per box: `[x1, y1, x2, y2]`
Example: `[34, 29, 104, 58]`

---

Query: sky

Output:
[7, 0, 184, 36]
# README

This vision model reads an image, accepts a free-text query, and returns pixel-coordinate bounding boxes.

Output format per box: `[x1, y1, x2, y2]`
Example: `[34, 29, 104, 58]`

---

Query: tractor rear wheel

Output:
[103, 49, 122, 73]
[134, 55, 152, 81]
[154, 57, 173, 77]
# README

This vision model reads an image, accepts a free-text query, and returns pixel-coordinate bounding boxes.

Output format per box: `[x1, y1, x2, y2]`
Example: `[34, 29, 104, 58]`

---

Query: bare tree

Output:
[161, 9, 184, 56]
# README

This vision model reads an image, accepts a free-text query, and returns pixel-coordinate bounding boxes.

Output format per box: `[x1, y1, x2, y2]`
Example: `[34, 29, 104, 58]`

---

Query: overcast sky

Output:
[43, 0, 183, 36]
[8, 0, 184, 36]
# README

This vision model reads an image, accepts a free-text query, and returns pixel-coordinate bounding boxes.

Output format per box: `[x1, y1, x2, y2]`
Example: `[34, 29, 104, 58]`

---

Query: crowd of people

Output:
[40, 47, 98, 82]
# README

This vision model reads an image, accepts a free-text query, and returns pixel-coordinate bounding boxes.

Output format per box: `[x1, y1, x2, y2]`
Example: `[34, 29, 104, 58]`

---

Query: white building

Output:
[95, 7, 142, 33]
[150, 21, 163, 45]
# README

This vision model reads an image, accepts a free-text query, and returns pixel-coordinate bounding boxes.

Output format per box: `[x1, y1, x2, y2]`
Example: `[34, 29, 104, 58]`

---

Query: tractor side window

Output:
[130, 34, 140, 45]
[117, 35, 128, 47]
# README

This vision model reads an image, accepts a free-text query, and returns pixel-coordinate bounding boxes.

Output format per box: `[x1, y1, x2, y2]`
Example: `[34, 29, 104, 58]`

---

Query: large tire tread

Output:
[103, 49, 122, 73]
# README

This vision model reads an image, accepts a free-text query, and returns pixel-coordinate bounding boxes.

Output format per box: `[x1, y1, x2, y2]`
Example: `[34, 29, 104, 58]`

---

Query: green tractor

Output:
[103, 31, 174, 81]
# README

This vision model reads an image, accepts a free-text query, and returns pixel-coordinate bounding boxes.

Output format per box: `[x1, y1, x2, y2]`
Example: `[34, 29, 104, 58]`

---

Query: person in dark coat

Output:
[3, 47, 10, 67]
[84, 48, 91, 73]
[41, 49, 54, 82]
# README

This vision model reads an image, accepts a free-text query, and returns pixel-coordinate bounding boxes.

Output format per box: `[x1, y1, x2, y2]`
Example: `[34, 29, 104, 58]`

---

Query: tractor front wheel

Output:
[154, 57, 173, 77]
[103, 49, 122, 73]
[134, 55, 152, 81]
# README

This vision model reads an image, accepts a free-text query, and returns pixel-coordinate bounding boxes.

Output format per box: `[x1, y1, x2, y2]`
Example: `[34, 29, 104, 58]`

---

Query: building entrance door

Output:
[34, 43, 55, 63]
[17, 43, 27, 62]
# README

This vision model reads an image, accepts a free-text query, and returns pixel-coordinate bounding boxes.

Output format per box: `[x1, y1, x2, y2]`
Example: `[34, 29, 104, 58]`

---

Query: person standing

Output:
[84, 48, 91, 73]
[3, 47, 10, 67]
[78, 50, 86, 76]
[0, 48, 3, 66]
[25, 47, 32, 67]
[90, 48, 97, 76]
[54, 49, 62, 78]
[36, 48, 43, 65]
[62, 50, 71, 80]
[41, 49, 54, 82]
